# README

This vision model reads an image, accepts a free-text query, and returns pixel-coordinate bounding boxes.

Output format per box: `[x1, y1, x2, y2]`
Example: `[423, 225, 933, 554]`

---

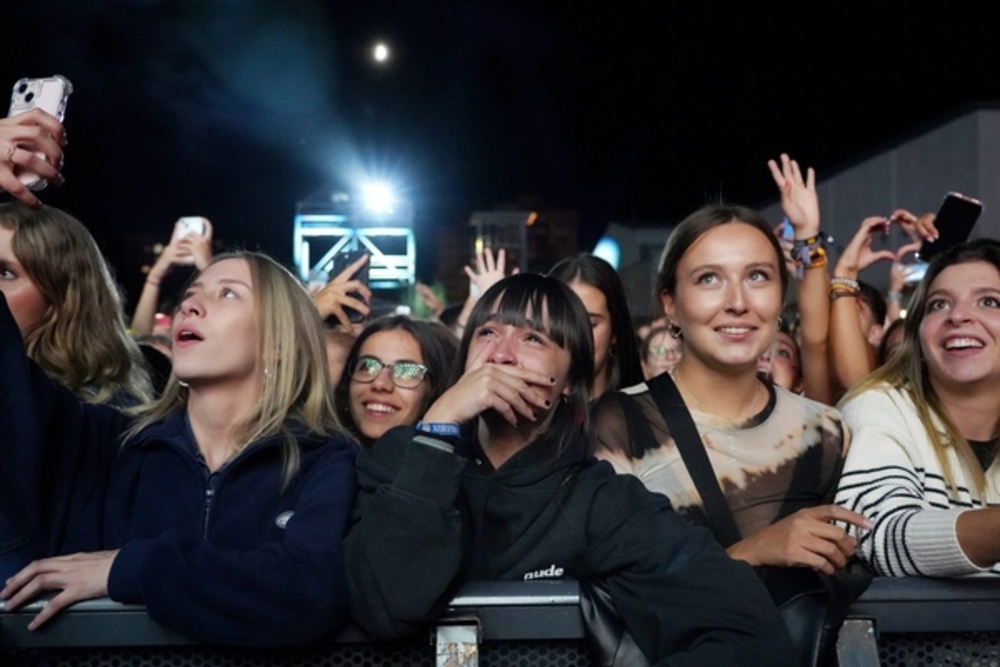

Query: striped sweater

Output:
[834, 385, 998, 577]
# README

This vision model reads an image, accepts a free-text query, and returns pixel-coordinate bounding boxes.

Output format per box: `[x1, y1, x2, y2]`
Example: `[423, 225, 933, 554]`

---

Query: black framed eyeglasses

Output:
[351, 356, 428, 389]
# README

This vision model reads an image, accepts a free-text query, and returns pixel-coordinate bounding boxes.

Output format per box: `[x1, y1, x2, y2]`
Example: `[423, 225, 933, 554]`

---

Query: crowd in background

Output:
[2, 108, 1000, 665]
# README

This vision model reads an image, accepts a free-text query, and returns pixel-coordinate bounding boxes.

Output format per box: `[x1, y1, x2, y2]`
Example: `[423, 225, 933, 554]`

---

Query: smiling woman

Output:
[0, 252, 357, 646]
[591, 203, 861, 664]
[594, 204, 856, 568]
[344, 273, 795, 665]
[334, 315, 457, 447]
[835, 238, 1000, 577]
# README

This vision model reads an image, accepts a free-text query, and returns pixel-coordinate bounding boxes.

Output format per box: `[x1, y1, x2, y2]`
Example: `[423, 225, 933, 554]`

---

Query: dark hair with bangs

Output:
[456, 273, 594, 455]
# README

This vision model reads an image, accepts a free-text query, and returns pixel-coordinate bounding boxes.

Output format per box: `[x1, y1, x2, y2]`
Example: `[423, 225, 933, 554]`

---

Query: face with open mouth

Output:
[171, 258, 259, 390]
[348, 328, 430, 442]
[662, 222, 783, 375]
[919, 260, 1000, 393]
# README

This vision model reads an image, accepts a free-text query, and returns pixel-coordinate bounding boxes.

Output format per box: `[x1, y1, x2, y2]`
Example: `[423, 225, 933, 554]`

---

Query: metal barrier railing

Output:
[4, 577, 1000, 666]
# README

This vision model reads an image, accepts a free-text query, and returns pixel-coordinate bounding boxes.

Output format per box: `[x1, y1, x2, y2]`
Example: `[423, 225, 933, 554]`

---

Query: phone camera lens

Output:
[16, 83, 27, 94]
[24, 92, 34, 103]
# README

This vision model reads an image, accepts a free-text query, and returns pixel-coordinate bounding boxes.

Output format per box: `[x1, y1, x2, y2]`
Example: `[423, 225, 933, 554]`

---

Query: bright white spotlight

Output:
[593, 237, 621, 269]
[373, 42, 390, 63]
[362, 182, 395, 214]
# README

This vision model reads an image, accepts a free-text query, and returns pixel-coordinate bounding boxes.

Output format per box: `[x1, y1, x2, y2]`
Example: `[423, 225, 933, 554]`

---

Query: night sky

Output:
[6, 2, 1000, 303]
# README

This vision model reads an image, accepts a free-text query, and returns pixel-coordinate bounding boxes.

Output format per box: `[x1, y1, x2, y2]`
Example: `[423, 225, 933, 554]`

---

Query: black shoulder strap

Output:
[646, 373, 742, 548]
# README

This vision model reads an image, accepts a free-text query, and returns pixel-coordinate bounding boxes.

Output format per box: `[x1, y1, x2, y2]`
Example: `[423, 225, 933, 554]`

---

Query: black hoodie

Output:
[345, 425, 796, 666]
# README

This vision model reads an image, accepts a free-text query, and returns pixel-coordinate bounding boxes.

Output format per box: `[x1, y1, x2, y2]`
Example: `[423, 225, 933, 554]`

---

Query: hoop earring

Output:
[667, 323, 682, 339]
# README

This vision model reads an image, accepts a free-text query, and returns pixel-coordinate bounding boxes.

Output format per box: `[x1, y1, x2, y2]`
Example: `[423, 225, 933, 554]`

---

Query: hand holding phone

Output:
[172, 216, 208, 242]
[314, 252, 371, 330]
[6, 75, 73, 193]
[917, 192, 983, 263]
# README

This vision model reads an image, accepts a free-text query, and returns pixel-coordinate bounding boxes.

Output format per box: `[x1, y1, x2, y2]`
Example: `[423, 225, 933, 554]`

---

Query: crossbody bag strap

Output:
[646, 373, 742, 548]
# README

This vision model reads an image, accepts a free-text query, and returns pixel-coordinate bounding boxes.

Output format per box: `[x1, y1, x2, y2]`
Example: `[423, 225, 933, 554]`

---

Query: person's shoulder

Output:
[570, 459, 672, 520]
[838, 384, 914, 427]
[295, 425, 360, 464]
[619, 380, 650, 397]
[774, 385, 844, 424]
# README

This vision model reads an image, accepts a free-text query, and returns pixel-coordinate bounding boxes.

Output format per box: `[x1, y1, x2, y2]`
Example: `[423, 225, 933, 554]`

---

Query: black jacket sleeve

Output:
[582, 472, 797, 667]
[343, 426, 467, 639]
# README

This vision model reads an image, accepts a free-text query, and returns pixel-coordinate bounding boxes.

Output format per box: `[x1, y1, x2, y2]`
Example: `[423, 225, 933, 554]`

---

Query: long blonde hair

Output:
[0, 203, 152, 405]
[843, 239, 1000, 497]
[127, 252, 344, 485]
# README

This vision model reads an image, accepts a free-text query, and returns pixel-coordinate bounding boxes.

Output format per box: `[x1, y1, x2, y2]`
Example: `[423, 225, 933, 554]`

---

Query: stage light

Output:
[361, 182, 395, 215]
[593, 237, 621, 269]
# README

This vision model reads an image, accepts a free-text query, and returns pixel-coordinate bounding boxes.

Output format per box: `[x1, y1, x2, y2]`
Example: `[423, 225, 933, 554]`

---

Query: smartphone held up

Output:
[173, 216, 208, 241]
[6, 75, 73, 192]
[918, 192, 983, 263]
[330, 250, 370, 324]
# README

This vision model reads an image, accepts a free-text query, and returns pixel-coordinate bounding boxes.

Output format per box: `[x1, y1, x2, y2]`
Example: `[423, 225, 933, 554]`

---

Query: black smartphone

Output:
[918, 192, 983, 263]
[330, 250, 369, 324]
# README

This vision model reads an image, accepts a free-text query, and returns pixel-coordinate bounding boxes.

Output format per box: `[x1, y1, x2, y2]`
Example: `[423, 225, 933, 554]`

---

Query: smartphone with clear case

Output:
[7, 75, 73, 191]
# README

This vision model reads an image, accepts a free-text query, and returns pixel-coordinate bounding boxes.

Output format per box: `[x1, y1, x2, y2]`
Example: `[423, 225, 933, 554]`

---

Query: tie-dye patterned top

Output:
[592, 380, 848, 539]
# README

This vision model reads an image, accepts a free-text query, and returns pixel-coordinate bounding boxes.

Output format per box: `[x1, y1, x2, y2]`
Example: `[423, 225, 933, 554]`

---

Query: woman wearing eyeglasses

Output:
[334, 316, 458, 447]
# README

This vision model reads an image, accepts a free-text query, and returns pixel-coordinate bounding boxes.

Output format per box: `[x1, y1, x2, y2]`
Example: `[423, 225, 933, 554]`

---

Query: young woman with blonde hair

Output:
[0, 252, 356, 646]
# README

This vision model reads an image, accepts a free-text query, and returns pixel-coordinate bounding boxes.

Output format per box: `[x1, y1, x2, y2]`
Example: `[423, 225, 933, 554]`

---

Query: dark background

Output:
[5, 2, 1000, 303]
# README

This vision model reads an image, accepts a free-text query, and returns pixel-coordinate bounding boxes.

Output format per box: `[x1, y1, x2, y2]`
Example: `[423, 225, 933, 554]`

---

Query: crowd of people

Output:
[2, 107, 999, 664]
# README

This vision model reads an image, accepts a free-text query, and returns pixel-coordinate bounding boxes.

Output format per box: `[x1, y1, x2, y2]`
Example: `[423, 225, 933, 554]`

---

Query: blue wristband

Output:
[416, 421, 462, 439]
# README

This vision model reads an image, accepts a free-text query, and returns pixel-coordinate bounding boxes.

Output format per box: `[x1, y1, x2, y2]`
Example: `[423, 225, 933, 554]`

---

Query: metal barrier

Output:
[4, 578, 1000, 666]
[839, 576, 1000, 666]
[0, 581, 586, 667]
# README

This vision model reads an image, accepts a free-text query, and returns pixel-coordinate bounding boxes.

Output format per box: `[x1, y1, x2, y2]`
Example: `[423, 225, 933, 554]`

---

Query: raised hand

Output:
[767, 153, 819, 237]
[149, 218, 215, 283]
[726, 506, 872, 575]
[834, 216, 898, 278]
[313, 253, 372, 331]
[464, 248, 517, 297]
[0, 109, 66, 207]
[889, 209, 939, 243]
[415, 282, 445, 316]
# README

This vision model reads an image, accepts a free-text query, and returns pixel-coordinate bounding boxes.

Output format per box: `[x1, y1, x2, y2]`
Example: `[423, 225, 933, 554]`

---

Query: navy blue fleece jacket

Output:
[0, 294, 357, 646]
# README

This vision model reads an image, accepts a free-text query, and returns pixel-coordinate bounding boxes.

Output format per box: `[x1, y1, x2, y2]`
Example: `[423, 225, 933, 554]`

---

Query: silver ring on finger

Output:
[4, 145, 15, 163]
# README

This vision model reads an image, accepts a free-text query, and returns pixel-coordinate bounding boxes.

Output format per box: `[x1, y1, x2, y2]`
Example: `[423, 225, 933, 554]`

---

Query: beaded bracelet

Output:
[829, 290, 859, 302]
[791, 234, 827, 279]
[830, 277, 860, 291]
